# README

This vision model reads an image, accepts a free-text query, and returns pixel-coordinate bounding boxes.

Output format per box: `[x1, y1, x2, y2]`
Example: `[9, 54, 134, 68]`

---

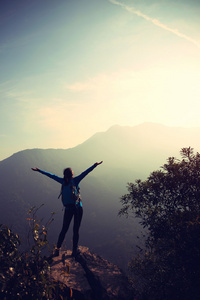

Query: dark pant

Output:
[57, 205, 83, 251]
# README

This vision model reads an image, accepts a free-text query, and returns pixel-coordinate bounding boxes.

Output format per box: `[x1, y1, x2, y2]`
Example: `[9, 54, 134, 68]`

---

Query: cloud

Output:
[6, 90, 33, 102]
[109, 0, 200, 48]
[64, 71, 128, 92]
[65, 81, 95, 92]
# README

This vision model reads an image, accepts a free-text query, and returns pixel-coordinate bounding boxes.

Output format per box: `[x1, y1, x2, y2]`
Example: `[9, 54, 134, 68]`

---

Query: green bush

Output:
[0, 206, 71, 300]
[120, 148, 200, 300]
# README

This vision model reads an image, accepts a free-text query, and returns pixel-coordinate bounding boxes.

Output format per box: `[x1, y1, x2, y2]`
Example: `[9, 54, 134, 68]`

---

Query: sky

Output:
[0, 0, 200, 160]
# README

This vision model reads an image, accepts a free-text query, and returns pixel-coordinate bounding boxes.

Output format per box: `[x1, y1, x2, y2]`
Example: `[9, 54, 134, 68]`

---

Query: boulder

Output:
[50, 246, 133, 300]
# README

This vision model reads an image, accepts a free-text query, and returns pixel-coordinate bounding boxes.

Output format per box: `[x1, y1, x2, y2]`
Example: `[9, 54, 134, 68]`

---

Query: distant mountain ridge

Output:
[1, 122, 200, 271]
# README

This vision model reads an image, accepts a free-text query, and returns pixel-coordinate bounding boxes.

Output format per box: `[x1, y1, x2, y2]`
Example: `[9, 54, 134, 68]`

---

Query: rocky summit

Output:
[50, 246, 133, 300]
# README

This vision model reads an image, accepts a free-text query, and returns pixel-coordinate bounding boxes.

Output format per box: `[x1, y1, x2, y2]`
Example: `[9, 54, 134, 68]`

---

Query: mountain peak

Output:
[51, 246, 133, 300]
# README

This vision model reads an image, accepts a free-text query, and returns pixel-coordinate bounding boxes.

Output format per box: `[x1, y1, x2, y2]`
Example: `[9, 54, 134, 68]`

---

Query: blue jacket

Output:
[38, 164, 97, 207]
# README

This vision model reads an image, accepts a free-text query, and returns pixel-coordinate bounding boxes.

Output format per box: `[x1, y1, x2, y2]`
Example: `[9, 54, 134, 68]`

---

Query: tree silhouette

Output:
[120, 147, 200, 300]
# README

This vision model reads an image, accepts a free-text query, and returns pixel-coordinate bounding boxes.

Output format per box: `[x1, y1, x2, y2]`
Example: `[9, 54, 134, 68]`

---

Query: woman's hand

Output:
[31, 167, 40, 172]
[94, 161, 103, 167]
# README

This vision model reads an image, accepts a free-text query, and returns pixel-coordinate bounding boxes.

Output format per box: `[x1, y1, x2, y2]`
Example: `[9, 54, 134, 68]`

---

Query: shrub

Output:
[120, 148, 200, 299]
[0, 206, 71, 300]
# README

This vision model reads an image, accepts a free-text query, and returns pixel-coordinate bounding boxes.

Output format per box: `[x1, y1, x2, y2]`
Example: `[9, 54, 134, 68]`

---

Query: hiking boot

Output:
[54, 248, 60, 257]
[71, 248, 80, 258]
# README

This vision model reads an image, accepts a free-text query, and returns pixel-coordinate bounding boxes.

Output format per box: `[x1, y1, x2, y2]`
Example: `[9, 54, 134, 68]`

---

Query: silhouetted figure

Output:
[31, 161, 103, 257]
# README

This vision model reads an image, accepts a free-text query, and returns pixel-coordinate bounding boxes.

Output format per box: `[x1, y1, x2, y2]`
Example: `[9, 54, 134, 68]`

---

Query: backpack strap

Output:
[58, 183, 63, 199]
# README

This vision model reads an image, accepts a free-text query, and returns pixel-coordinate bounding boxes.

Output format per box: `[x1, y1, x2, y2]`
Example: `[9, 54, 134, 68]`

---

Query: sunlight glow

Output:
[0, 0, 200, 160]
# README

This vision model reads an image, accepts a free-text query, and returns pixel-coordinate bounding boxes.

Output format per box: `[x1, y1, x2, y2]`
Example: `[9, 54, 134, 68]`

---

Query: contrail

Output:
[109, 0, 200, 48]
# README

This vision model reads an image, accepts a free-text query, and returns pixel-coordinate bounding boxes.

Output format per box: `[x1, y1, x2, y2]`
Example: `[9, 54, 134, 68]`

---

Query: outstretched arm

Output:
[31, 167, 63, 184]
[75, 161, 103, 184]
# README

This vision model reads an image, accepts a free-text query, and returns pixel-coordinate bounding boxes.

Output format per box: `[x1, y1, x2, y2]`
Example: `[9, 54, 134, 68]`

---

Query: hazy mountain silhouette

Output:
[1, 122, 200, 271]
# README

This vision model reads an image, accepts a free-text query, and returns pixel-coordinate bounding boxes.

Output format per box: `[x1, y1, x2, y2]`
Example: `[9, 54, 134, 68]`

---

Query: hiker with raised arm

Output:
[31, 161, 103, 257]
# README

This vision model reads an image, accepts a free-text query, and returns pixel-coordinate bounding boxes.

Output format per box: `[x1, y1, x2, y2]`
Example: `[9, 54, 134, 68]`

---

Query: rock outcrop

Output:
[50, 246, 133, 300]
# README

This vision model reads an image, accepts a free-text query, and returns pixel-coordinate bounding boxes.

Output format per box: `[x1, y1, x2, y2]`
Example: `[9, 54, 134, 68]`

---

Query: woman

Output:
[31, 161, 103, 257]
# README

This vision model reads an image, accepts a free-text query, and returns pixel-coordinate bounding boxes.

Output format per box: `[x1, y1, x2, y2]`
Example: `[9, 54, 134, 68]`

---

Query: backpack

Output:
[58, 179, 81, 206]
